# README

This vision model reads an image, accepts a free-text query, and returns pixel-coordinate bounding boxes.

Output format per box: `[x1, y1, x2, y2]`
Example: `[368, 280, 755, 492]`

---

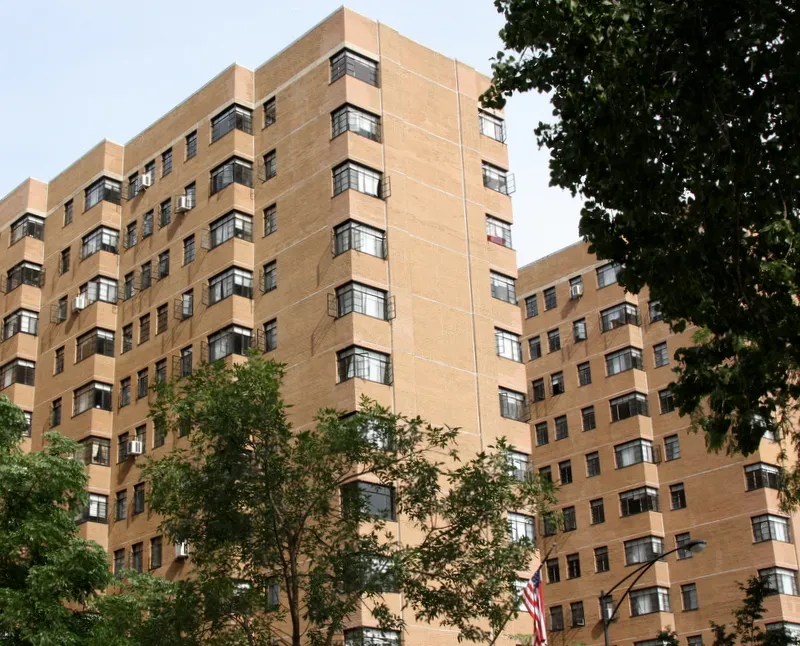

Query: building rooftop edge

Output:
[518, 239, 585, 272]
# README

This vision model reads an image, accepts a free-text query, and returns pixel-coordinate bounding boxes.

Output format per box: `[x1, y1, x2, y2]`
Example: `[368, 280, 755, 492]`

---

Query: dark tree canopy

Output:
[484, 0, 800, 499]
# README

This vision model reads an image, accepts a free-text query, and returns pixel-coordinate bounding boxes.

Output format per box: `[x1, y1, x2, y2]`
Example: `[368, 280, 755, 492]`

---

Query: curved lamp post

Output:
[600, 539, 707, 646]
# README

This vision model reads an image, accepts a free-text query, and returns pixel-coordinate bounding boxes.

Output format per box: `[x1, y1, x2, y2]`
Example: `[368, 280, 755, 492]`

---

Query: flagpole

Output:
[487, 542, 558, 646]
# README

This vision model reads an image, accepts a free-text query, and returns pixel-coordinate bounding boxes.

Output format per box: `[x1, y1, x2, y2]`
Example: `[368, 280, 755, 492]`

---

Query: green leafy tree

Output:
[483, 0, 800, 498]
[0, 396, 112, 644]
[143, 355, 555, 646]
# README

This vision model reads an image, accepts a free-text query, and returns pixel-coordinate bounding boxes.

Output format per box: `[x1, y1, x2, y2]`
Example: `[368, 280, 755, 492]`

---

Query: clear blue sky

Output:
[0, 0, 582, 265]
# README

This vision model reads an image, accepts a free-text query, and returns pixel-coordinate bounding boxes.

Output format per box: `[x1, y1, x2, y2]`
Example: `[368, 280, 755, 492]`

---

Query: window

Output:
[535, 422, 549, 446]
[766, 625, 800, 642]
[333, 219, 387, 258]
[554, 414, 568, 439]
[745, 463, 781, 490]
[547, 329, 561, 352]
[676, 533, 695, 559]
[73, 382, 113, 415]
[330, 49, 379, 86]
[154, 417, 166, 447]
[209, 267, 253, 304]
[488, 273, 517, 305]
[185, 182, 196, 208]
[150, 537, 163, 569]
[341, 482, 396, 521]
[211, 104, 252, 141]
[760, 568, 799, 596]
[208, 326, 253, 362]
[54, 346, 64, 375]
[158, 199, 171, 228]
[133, 483, 145, 515]
[654, 342, 669, 367]
[630, 587, 671, 616]
[261, 261, 277, 293]
[84, 177, 121, 210]
[263, 97, 276, 127]
[58, 247, 71, 275]
[574, 318, 587, 341]
[542, 510, 557, 535]
[615, 439, 655, 468]
[620, 486, 660, 517]
[161, 148, 172, 176]
[571, 601, 585, 628]
[55, 297, 68, 323]
[606, 346, 644, 375]
[544, 287, 557, 311]
[550, 607, 564, 632]
[76, 328, 115, 362]
[158, 251, 170, 279]
[597, 262, 622, 288]
[119, 377, 131, 408]
[660, 389, 676, 414]
[601, 302, 641, 332]
[124, 222, 137, 250]
[142, 210, 154, 238]
[6, 261, 44, 291]
[263, 320, 277, 352]
[563, 506, 577, 531]
[183, 235, 195, 264]
[186, 130, 197, 159]
[546, 558, 560, 583]
[508, 512, 536, 543]
[649, 301, 663, 323]
[80, 493, 108, 524]
[51, 399, 62, 427]
[682, 584, 699, 611]
[113, 549, 125, 576]
[569, 275, 583, 298]
[337, 346, 392, 385]
[507, 451, 530, 480]
[528, 336, 541, 360]
[586, 452, 601, 477]
[610, 392, 650, 421]
[3, 309, 38, 340]
[595, 547, 610, 573]
[179, 346, 193, 378]
[336, 282, 389, 320]
[263, 204, 277, 236]
[0, 359, 36, 389]
[122, 324, 133, 353]
[499, 388, 528, 420]
[79, 276, 118, 304]
[567, 553, 581, 579]
[156, 304, 168, 335]
[263, 149, 277, 180]
[139, 314, 150, 344]
[479, 110, 506, 142]
[331, 104, 381, 141]
[578, 361, 592, 386]
[64, 199, 73, 225]
[10, 214, 44, 243]
[591, 498, 605, 524]
[81, 226, 119, 259]
[624, 536, 664, 565]
[664, 435, 680, 460]
[551, 373, 565, 396]
[486, 215, 512, 247]
[80, 437, 109, 466]
[179, 291, 194, 320]
[525, 295, 538, 318]
[210, 157, 253, 194]
[333, 161, 385, 198]
[137, 369, 149, 399]
[495, 328, 522, 362]
[687, 637, 703, 646]
[344, 629, 400, 646]
[582, 406, 596, 431]
[128, 172, 140, 199]
[559, 460, 573, 485]
[532, 379, 546, 403]
[482, 162, 515, 195]
[116, 490, 128, 521]
[752, 514, 792, 543]
[670, 483, 687, 509]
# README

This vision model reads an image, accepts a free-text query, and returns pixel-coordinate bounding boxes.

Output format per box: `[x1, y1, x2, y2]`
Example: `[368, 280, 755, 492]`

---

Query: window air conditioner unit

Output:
[72, 295, 87, 312]
[570, 283, 584, 299]
[175, 195, 191, 213]
[140, 174, 153, 189]
[127, 440, 144, 456]
[175, 541, 190, 559]
[575, 618, 585, 627]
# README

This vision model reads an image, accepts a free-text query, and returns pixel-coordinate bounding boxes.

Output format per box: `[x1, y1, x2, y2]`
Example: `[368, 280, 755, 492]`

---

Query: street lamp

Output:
[600, 539, 707, 646]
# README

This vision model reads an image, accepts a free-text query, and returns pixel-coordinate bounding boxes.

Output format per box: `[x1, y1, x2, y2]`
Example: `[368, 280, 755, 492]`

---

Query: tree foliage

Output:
[143, 355, 555, 646]
[0, 396, 112, 645]
[484, 0, 800, 500]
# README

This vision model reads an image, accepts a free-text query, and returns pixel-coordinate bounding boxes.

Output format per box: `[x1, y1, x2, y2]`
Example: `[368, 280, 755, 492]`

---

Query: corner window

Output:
[333, 220, 386, 258]
[482, 162, 515, 195]
[337, 346, 392, 385]
[81, 226, 119, 259]
[79, 276, 118, 304]
[499, 388, 527, 422]
[760, 568, 799, 596]
[3, 309, 38, 340]
[582, 406, 596, 431]
[6, 261, 43, 291]
[601, 302, 641, 331]
[597, 262, 621, 288]
[336, 282, 389, 320]
[10, 214, 44, 244]
[752, 515, 791, 543]
[209, 211, 253, 248]
[208, 267, 254, 305]
[630, 587, 671, 616]
[341, 482, 396, 521]
[495, 329, 522, 362]
[479, 110, 506, 142]
[610, 392, 650, 422]
[331, 104, 381, 141]
[508, 512, 535, 543]
[211, 104, 253, 142]
[620, 486, 660, 517]
[745, 463, 781, 491]
[606, 346, 644, 375]
[330, 49, 379, 86]
[76, 328, 115, 362]
[84, 177, 121, 210]
[210, 157, 253, 195]
[624, 536, 664, 565]
[73, 381, 113, 415]
[208, 326, 253, 362]
[79, 493, 108, 524]
[333, 161, 385, 199]
[0, 359, 36, 389]
[659, 389, 676, 414]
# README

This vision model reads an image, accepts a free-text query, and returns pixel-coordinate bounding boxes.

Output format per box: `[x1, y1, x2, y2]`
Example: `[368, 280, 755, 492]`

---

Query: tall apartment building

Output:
[517, 242, 800, 646]
[0, 8, 536, 644]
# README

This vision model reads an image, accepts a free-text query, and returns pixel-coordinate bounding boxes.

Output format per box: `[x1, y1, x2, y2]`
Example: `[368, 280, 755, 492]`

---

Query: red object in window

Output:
[487, 234, 507, 246]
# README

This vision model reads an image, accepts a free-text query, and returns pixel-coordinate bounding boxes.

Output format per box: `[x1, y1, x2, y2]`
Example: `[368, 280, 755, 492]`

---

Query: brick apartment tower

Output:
[0, 8, 535, 644]
[517, 242, 800, 646]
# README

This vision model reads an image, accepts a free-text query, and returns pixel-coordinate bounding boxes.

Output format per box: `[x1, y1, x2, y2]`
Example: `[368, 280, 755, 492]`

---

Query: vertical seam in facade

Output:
[453, 60, 485, 451]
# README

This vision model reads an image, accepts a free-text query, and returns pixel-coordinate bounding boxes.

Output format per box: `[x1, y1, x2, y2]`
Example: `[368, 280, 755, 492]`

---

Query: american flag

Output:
[522, 568, 547, 646]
